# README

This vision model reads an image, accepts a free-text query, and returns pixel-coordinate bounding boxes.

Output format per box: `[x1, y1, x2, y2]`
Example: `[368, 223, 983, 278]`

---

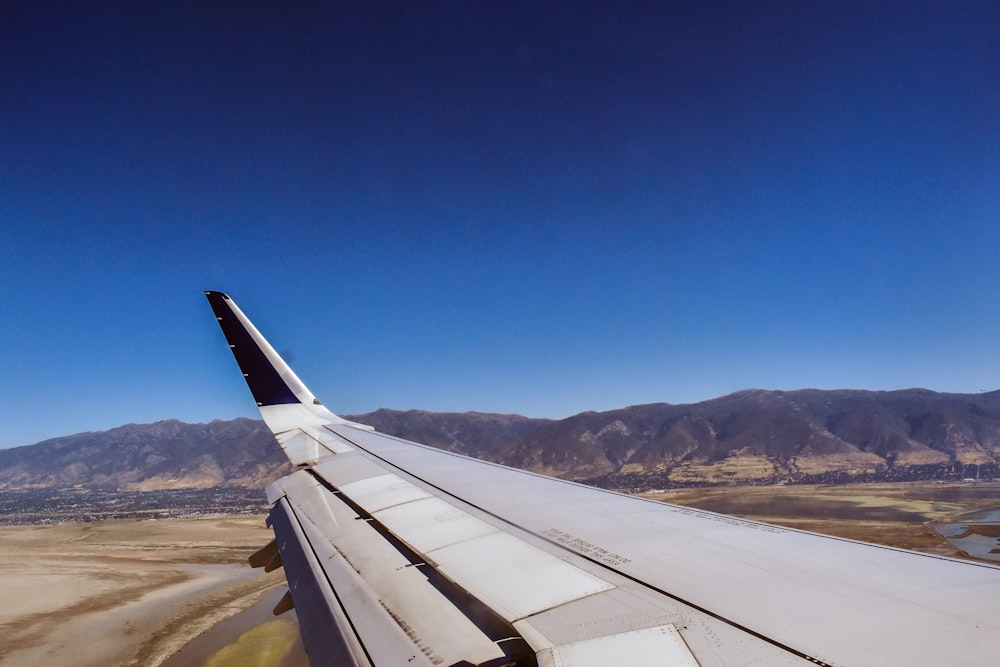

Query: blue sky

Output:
[2, 1, 999, 448]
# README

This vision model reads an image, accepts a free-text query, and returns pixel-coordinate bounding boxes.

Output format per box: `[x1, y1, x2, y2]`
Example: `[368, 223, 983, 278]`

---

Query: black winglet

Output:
[205, 291, 301, 407]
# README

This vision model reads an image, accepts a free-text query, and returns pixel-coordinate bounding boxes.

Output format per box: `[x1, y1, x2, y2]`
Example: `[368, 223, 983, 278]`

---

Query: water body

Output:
[959, 505, 1000, 523]
[932, 504, 1000, 563]
[162, 586, 307, 667]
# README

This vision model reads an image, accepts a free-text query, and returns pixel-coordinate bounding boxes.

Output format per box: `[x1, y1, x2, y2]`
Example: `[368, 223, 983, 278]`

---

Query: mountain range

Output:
[2, 388, 999, 491]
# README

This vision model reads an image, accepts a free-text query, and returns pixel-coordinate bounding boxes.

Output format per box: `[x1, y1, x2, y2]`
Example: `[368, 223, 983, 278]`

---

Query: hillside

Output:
[0, 418, 288, 490]
[2, 389, 999, 490]
[509, 389, 1000, 488]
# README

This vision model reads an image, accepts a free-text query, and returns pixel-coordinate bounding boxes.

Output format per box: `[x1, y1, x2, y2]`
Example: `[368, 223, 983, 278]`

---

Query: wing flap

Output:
[271, 468, 513, 666]
[535, 624, 699, 667]
[426, 531, 615, 621]
[373, 497, 500, 553]
[338, 473, 433, 511]
[268, 498, 368, 666]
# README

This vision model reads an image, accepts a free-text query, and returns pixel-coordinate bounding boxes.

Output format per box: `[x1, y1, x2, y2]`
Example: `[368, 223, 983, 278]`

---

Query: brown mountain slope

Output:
[0, 418, 290, 490]
[505, 389, 1000, 487]
[2, 389, 999, 490]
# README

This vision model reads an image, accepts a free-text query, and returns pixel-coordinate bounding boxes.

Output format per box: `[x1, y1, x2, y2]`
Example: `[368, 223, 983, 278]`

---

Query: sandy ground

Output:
[0, 517, 306, 667]
[642, 480, 1000, 558]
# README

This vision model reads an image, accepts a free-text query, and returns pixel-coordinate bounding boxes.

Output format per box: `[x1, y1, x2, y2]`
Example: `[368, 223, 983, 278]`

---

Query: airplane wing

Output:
[205, 291, 998, 667]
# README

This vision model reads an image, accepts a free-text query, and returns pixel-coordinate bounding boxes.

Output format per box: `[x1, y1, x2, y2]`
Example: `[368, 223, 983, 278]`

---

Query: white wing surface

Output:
[206, 291, 998, 667]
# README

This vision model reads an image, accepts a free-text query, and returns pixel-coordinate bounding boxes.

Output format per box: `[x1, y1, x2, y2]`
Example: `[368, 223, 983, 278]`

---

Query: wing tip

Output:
[205, 290, 303, 407]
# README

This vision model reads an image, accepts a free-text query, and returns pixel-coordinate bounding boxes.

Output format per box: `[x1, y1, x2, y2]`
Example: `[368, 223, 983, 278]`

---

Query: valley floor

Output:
[0, 517, 307, 667]
[642, 480, 1000, 560]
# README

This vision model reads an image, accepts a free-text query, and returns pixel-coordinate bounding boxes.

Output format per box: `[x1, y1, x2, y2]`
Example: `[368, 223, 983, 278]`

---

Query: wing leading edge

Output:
[206, 291, 999, 667]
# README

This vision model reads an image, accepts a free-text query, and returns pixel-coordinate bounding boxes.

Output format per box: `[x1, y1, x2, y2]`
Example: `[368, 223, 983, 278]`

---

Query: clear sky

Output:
[2, 1, 999, 449]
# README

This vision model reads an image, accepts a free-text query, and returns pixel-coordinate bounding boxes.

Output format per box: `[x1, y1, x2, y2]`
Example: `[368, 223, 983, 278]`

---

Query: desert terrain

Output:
[0, 517, 307, 667]
[643, 480, 1000, 558]
[1, 481, 997, 666]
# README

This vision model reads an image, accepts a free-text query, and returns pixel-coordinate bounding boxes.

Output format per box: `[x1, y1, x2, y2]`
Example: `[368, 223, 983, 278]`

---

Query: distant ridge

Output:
[2, 388, 999, 490]
[510, 388, 1000, 488]
[0, 418, 289, 490]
